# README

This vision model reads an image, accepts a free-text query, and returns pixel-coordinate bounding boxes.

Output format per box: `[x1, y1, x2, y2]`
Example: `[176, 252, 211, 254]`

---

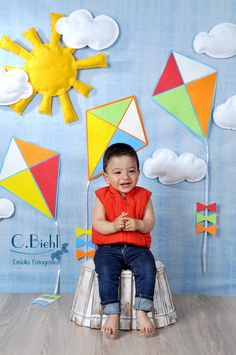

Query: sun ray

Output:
[11, 91, 37, 115]
[5, 65, 17, 70]
[76, 53, 107, 69]
[59, 92, 78, 123]
[23, 27, 43, 47]
[66, 47, 76, 54]
[0, 35, 30, 59]
[39, 95, 52, 115]
[73, 80, 93, 98]
[50, 13, 64, 46]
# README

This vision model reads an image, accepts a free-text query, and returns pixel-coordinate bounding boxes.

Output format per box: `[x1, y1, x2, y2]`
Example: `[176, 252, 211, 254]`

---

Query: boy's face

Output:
[104, 155, 140, 195]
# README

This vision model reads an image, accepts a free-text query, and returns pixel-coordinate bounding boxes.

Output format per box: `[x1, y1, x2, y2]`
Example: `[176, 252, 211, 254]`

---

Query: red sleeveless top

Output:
[92, 185, 152, 248]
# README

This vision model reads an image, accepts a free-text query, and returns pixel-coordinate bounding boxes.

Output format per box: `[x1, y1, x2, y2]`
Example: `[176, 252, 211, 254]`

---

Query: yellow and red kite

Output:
[0, 138, 59, 219]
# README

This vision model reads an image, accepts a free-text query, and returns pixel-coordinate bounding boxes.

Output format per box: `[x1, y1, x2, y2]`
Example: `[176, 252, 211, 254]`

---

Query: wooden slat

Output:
[70, 260, 177, 330]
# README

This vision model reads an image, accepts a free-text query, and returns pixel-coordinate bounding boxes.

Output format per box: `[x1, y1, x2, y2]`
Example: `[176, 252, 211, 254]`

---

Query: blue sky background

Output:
[0, 0, 236, 295]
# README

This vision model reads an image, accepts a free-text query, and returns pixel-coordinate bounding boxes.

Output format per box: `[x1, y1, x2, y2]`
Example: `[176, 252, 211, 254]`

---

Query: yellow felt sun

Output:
[0, 13, 107, 123]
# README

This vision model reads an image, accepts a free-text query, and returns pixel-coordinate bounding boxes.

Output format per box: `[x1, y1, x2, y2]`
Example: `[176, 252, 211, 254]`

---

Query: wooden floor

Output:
[0, 294, 236, 355]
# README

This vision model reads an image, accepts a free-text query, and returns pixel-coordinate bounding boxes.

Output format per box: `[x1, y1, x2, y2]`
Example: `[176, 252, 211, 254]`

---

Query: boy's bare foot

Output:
[101, 314, 119, 338]
[136, 310, 155, 336]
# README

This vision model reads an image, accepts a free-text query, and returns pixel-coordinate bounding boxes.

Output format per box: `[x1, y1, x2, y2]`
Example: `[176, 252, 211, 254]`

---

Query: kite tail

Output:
[202, 140, 209, 274]
[54, 220, 62, 294]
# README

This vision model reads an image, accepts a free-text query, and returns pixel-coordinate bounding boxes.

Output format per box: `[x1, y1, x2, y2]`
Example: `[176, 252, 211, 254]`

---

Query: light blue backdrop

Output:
[0, 0, 236, 295]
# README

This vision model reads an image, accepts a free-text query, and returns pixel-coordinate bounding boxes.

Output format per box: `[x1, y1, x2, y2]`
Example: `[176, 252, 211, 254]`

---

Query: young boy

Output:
[92, 143, 156, 338]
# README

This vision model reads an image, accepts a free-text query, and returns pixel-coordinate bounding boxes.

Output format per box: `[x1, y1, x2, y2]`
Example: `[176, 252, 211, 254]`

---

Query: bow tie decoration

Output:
[196, 202, 217, 213]
[195, 203, 217, 236]
[75, 227, 95, 260]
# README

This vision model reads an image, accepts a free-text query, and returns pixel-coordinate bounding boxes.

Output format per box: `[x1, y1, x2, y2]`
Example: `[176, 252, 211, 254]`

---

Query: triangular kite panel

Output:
[0, 169, 52, 218]
[0, 138, 27, 181]
[153, 85, 204, 138]
[173, 52, 216, 83]
[153, 53, 184, 96]
[118, 98, 147, 142]
[87, 112, 116, 178]
[30, 155, 59, 218]
[186, 73, 217, 137]
[89, 97, 133, 126]
[108, 129, 146, 151]
[91, 156, 104, 179]
[15, 138, 58, 167]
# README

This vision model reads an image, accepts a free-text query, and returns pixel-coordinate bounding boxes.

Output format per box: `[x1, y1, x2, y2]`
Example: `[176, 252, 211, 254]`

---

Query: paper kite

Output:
[152, 51, 218, 273]
[0, 138, 59, 219]
[0, 13, 107, 123]
[152, 51, 217, 139]
[86, 96, 148, 180]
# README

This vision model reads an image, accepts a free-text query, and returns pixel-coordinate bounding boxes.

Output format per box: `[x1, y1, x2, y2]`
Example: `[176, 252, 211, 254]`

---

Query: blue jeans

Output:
[94, 243, 157, 315]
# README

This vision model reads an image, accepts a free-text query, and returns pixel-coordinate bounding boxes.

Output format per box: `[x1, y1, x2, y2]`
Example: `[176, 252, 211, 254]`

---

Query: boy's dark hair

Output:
[103, 143, 139, 172]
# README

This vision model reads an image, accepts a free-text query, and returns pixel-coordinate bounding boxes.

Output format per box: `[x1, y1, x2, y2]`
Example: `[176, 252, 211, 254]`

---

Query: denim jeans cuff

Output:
[133, 297, 153, 312]
[103, 302, 121, 315]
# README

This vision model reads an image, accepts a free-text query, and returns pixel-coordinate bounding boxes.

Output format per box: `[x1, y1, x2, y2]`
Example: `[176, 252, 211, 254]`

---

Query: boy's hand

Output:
[123, 217, 139, 231]
[112, 212, 127, 232]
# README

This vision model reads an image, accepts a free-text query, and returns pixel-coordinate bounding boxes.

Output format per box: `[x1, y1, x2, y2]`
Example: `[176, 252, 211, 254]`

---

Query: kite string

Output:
[202, 139, 209, 274]
[54, 220, 62, 294]
[85, 180, 91, 260]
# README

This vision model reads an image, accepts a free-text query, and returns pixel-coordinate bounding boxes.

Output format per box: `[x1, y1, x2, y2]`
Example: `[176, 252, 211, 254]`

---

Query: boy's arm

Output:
[123, 199, 155, 233]
[92, 197, 127, 234]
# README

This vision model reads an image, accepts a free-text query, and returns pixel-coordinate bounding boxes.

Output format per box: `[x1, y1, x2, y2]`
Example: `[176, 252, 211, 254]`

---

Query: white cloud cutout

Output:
[56, 9, 119, 50]
[0, 198, 14, 219]
[143, 149, 207, 185]
[213, 94, 236, 130]
[193, 23, 236, 58]
[0, 67, 33, 105]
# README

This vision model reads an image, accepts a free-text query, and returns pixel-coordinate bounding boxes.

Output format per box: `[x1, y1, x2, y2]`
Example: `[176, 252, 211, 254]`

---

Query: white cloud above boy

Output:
[143, 149, 207, 185]
[213, 94, 236, 130]
[0, 67, 33, 105]
[193, 23, 236, 58]
[56, 9, 119, 50]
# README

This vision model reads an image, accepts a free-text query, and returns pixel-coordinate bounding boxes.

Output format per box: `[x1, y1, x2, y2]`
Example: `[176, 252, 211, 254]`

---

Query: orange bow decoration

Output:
[195, 224, 216, 236]
[76, 249, 96, 260]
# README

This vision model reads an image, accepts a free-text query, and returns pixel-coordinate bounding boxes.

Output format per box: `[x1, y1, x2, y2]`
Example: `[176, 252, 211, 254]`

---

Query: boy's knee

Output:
[139, 257, 156, 278]
[96, 264, 121, 282]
